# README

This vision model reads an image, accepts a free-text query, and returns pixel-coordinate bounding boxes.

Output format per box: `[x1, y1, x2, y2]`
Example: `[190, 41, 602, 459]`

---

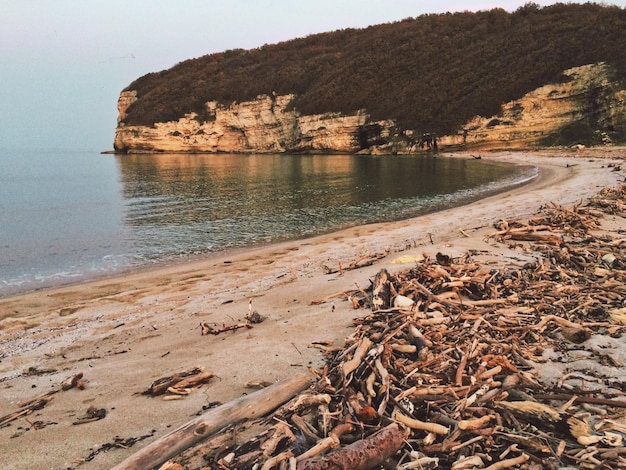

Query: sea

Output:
[0, 149, 537, 297]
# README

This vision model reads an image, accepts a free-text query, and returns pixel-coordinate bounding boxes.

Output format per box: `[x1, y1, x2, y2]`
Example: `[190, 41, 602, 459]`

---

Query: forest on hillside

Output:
[121, 2, 626, 137]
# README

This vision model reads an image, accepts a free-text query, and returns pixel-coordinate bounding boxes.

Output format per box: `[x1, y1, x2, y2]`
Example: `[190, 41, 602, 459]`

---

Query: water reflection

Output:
[115, 153, 534, 259]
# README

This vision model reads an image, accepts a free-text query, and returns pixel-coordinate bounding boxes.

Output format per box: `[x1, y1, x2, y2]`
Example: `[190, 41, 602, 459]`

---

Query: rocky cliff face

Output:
[114, 62, 625, 153]
[114, 93, 388, 154]
[439, 62, 626, 150]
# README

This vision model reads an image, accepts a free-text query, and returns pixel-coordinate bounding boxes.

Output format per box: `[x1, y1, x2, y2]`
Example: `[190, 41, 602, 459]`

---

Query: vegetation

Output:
[539, 122, 625, 147]
[122, 2, 626, 138]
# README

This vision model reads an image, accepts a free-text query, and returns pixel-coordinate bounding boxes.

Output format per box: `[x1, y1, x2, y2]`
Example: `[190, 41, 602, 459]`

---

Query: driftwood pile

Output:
[123, 185, 626, 470]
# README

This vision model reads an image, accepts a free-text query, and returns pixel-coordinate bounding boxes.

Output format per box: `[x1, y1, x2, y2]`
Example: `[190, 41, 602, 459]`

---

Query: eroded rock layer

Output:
[114, 63, 626, 154]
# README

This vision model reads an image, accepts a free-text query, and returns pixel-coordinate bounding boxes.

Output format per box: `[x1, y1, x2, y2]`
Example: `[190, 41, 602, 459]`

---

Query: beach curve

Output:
[0, 148, 624, 469]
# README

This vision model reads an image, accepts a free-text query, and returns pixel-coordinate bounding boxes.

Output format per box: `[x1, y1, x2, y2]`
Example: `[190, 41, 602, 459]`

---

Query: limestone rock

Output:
[114, 93, 375, 154]
[113, 62, 626, 154]
[440, 63, 626, 150]
[116, 90, 137, 125]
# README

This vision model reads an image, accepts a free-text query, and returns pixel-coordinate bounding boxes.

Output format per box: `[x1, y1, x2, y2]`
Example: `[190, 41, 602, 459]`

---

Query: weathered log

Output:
[111, 374, 311, 470]
[142, 366, 205, 396]
[371, 268, 393, 311]
[296, 423, 405, 470]
[168, 371, 215, 392]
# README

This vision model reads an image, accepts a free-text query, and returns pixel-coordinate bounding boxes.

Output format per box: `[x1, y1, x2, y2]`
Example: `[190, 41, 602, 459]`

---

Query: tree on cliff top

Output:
[121, 2, 626, 137]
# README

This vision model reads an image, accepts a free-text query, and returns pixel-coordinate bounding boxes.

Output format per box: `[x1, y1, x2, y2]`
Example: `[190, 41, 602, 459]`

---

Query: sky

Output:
[1, 0, 625, 152]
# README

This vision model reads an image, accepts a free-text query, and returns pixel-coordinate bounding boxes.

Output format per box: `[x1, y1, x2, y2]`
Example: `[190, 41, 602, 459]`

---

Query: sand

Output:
[1, 148, 624, 470]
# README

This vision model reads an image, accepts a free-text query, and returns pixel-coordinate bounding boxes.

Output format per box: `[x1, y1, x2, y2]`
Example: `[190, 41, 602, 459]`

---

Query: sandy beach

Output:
[1, 148, 625, 470]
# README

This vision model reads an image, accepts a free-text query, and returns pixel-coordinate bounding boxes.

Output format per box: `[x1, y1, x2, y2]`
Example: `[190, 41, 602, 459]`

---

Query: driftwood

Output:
[0, 395, 55, 428]
[72, 405, 107, 425]
[110, 374, 311, 470]
[108, 184, 626, 469]
[0, 372, 85, 428]
[141, 366, 214, 397]
[322, 252, 387, 274]
[296, 423, 405, 470]
[490, 225, 565, 245]
[200, 321, 252, 335]
[310, 290, 353, 305]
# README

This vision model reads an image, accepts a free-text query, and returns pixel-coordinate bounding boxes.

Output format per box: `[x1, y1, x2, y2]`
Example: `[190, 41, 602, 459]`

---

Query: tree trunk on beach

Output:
[110, 374, 312, 470]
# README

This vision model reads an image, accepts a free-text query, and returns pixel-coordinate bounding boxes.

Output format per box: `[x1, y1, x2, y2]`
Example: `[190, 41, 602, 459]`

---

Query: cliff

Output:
[114, 93, 395, 154]
[114, 63, 626, 154]
[440, 62, 626, 150]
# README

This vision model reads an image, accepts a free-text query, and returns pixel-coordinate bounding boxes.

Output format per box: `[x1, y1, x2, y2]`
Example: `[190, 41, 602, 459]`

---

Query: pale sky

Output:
[1, 0, 624, 151]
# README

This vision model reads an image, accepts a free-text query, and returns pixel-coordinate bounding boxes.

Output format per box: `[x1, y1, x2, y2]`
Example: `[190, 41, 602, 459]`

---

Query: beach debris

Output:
[246, 310, 266, 324]
[110, 375, 311, 470]
[200, 321, 252, 335]
[322, 252, 387, 274]
[309, 290, 354, 305]
[22, 365, 58, 376]
[391, 253, 427, 264]
[74, 431, 156, 465]
[246, 297, 267, 324]
[199, 300, 261, 335]
[72, 405, 107, 425]
[244, 380, 274, 389]
[0, 394, 55, 428]
[61, 371, 85, 390]
[114, 184, 626, 469]
[141, 366, 215, 399]
[0, 371, 86, 429]
[297, 423, 405, 469]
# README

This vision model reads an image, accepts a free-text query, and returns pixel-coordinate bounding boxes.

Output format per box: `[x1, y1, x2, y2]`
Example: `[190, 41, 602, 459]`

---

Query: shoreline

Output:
[1, 148, 624, 469]
[0, 151, 535, 300]
[0, 151, 543, 316]
[0, 149, 578, 308]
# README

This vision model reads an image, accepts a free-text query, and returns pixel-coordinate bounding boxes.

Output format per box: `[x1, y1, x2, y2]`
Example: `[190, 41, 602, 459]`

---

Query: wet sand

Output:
[0, 148, 624, 469]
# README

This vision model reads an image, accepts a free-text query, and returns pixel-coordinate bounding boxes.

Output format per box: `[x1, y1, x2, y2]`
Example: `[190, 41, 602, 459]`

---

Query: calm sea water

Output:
[0, 149, 537, 296]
